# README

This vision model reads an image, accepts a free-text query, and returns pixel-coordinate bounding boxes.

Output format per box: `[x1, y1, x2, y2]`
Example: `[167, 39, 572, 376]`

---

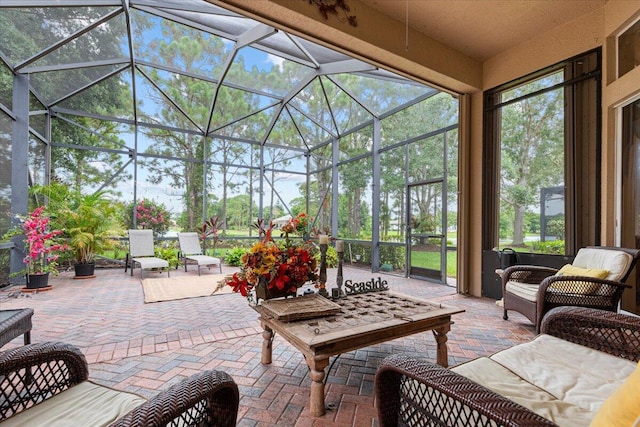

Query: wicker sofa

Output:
[375, 306, 640, 427]
[0, 342, 239, 426]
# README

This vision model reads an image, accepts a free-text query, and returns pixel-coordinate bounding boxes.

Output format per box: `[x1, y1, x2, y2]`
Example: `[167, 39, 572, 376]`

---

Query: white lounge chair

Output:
[125, 229, 169, 278]
[178, 232, 222, 275]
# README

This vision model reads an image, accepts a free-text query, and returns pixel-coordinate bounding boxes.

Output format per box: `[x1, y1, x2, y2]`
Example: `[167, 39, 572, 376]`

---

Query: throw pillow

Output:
[590, 361, 640, 427]
[556, 264, 609, 279]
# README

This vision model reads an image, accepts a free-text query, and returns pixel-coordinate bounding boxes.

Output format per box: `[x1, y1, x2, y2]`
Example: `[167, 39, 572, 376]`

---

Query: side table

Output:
[0, 308, 34, 348]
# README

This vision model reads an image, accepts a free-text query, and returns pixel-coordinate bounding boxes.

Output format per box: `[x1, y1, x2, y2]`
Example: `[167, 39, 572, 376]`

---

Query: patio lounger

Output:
[126, 229, 169, 278]
[178, 232, 222, 275]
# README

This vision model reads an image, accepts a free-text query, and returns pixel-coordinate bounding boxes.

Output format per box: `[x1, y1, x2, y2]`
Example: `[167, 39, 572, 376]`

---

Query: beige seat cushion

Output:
[572, 248, 633, 281]
[187, 254, 221, 266]
[1, 381, 146, 427]
[452, 357, 593, 427]
[133, 256, 169, 270]
[505, 281, 539, 301]
[490, 335, 636, 414]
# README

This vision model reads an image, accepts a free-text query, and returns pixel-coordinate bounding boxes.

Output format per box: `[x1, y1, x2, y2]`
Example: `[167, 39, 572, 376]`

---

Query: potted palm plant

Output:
[58, 190, 118, 278]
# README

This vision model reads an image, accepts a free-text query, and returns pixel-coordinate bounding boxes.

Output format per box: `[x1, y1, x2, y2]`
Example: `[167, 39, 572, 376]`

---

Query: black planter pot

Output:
[26, 273, 50, 289]
[74, 262, 96, 278]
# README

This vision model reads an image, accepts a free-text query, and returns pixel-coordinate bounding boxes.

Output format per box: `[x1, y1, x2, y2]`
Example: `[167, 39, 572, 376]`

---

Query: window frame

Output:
[482, 48, 602, 256]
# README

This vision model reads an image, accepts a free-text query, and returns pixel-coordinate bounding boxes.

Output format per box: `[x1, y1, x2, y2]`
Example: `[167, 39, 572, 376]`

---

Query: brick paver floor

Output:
[0, 265, 536, 426]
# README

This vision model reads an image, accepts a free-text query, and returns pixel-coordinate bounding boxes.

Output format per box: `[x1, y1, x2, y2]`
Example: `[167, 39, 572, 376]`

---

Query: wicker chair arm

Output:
[0, 342, 89, 421]
[375, 354, 557, 427]
[539, 275, 631, 293]
[501, 265, 558, 289]
[540, 307, 640, 361]
[112, 370, 239, 427]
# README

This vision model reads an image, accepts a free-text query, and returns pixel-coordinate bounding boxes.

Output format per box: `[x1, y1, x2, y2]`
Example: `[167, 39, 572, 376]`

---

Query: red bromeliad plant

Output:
[196, 216, 223, 253]
[4, 206, 68, 276]
[222, 219, 318, 301]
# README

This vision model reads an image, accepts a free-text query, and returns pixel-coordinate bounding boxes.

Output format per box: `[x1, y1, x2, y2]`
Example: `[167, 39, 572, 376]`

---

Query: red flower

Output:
[227, 272, 251, 296]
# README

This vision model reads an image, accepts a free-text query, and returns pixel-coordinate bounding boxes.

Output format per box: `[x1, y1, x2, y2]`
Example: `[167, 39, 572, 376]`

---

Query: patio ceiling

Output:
[0, 0, 440, 150]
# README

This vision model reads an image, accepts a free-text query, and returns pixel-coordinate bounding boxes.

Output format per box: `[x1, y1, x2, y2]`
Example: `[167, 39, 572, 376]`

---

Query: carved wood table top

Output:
[253, 291, 464, 417]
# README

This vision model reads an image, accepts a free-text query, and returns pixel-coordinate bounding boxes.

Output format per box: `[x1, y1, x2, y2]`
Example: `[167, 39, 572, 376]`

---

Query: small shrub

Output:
[530, 240, 565, 255]
[315, 245, 337, 268]
[225, 247, 247, 266]
[155, 247, 179, 269]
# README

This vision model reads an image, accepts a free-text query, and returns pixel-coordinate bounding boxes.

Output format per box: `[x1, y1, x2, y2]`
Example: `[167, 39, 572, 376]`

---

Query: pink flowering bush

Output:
[3, 206, 68, 276]
[123, 199, 172, 237]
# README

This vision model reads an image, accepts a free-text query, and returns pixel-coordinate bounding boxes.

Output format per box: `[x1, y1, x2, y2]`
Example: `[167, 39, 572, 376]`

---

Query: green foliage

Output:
[524, 212, 540, 234]
[379, 245, 405, 269]
[224, 247, 247, 267]
[155, 247, 179, 269]
[38, 185, 120, 265]
[315, 245, 337, 268]
[530, 240, 565, 254]
[545, 217, 565, 239]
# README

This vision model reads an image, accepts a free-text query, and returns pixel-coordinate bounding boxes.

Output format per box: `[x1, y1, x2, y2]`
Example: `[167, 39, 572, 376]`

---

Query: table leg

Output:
[433, 323, 452, 367]
[307, 357, 330, 417]
[261, 324, 273, 365]
[24, 331, 31, 345]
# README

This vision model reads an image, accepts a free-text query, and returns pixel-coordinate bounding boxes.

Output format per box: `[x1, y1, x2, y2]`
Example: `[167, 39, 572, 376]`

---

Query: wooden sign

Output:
[343, 277, 389, 295]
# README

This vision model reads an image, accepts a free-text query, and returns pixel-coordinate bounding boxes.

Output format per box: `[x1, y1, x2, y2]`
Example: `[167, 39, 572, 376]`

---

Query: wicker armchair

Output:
[375, 306, 640, 427]
[502, 246, 640, 333]
[0, 342, 239, 426]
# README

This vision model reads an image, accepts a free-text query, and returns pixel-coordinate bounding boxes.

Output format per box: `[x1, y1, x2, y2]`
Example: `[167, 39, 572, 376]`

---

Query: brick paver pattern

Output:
[0, 265, 535, 427]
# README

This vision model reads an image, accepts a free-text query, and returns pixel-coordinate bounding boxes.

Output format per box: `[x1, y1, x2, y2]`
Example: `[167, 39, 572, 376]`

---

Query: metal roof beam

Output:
[1, 0, 119, 6]
[237, 23, 277, 49]
[317, 59, 376, 76]
[22, 58, 130, 74]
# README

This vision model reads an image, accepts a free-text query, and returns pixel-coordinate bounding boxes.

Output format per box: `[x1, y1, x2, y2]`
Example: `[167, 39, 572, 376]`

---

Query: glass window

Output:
[484, 49, 601, 256]
[499, 72, 565, 253]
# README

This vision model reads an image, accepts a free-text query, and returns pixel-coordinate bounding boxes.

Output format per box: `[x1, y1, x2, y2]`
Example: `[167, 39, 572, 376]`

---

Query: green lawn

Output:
[410, 251, 458, 277]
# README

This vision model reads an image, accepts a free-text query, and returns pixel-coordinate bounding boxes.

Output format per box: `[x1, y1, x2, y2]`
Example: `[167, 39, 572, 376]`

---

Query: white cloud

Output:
[266, 53, 285, 68]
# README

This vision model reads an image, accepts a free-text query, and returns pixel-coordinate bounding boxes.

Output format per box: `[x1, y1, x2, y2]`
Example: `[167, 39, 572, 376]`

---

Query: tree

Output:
[500, 76, 564, 246]
[0, 8, 133, 194]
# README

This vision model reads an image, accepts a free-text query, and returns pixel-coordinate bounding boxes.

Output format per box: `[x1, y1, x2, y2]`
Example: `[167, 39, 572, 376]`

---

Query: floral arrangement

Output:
[222, 219, 318, 301]
[3, 206, 68, 276]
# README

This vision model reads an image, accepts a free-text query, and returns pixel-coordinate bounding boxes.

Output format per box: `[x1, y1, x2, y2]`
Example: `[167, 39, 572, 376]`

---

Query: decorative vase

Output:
[26, 273, 50, 289]
[74, 262, 96, 278]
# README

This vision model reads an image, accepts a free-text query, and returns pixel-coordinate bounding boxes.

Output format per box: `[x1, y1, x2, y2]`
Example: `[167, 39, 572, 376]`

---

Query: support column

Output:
[10, 74, 29, 284]
[371, 118, 381, 272]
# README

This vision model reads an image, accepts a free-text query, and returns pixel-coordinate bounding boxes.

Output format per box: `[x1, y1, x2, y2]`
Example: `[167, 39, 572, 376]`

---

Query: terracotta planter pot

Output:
[26, 273, 50, 289]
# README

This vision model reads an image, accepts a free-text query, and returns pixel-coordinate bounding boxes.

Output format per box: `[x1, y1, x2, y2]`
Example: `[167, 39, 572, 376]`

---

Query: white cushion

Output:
[1, 381, 146, 427]
[133, 256, 169, 269]
[186, 255, 221, 266]
[453, 357, 593, 426]
[490, 335, 636, 414]
[572, 248, 633, 281]
[505, 281, 539, 301]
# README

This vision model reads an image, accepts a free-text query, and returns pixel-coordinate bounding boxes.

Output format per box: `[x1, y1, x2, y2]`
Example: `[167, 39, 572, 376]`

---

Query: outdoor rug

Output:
[141, 274, 233, 303]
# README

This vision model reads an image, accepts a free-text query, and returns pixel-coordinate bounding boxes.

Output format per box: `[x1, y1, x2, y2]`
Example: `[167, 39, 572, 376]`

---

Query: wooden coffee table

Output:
[254, 291, 464, 416]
